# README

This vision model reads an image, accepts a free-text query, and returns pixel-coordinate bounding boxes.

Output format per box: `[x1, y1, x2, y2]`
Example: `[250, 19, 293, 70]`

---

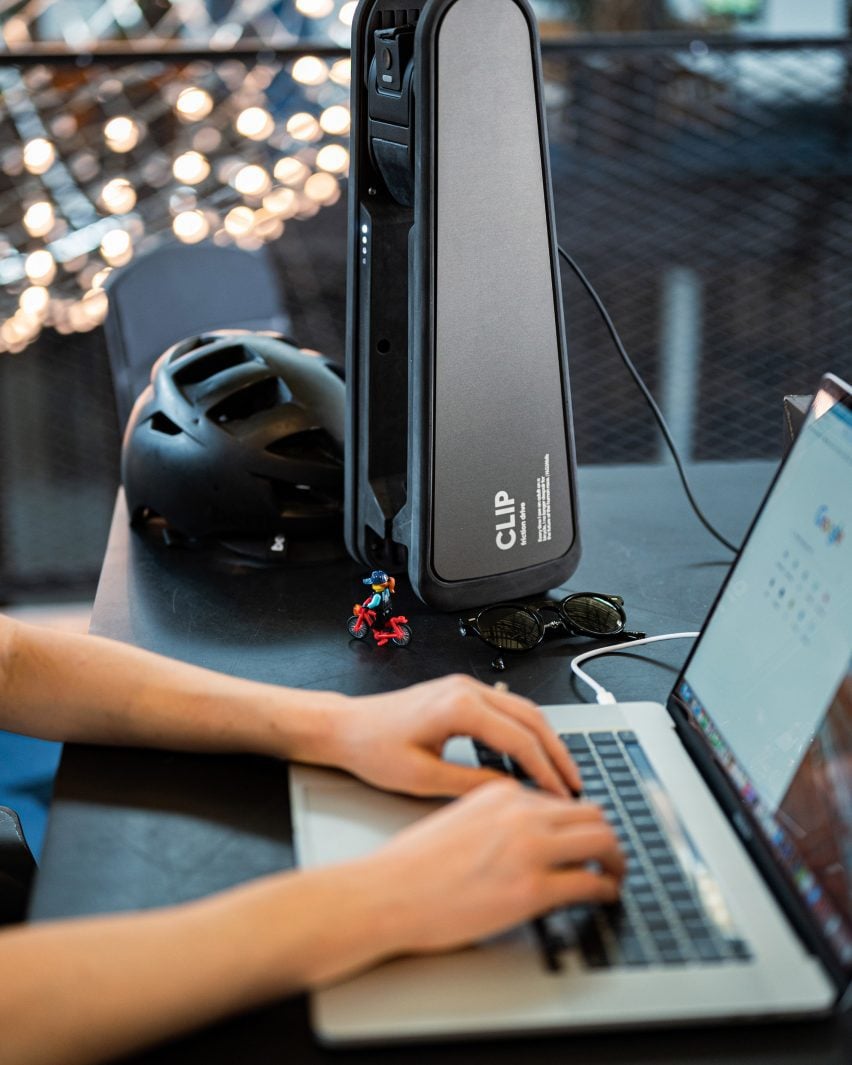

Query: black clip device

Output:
[346, 0, 581, 610]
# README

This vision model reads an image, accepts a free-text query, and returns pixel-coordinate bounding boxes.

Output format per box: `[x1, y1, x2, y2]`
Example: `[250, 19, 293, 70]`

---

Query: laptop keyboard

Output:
[474, 729, 752, 969]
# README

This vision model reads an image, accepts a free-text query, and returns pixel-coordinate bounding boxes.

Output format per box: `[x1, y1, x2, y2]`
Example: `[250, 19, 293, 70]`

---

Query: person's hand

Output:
[330, 674, 582, 798]
[356, 779, 623, 956]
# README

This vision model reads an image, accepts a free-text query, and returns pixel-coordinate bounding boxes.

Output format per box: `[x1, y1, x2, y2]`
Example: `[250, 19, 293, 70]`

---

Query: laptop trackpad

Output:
[298, 778, 443, 868]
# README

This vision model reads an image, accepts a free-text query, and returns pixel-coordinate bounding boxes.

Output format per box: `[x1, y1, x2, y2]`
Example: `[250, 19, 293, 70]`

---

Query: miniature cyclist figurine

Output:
[363, 570, 395, 620]
[348, 571, 412, 647]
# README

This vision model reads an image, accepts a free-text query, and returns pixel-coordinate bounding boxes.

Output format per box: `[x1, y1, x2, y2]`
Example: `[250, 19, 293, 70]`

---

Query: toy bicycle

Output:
[348, 599, 412, 648]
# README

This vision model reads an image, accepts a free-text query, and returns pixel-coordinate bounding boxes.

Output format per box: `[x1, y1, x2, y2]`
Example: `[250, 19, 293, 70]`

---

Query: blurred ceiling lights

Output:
[0, 0, 357, 353]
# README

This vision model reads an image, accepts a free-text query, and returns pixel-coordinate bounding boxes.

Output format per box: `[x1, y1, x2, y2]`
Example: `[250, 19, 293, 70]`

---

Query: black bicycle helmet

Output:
[122, 330, 345, 558]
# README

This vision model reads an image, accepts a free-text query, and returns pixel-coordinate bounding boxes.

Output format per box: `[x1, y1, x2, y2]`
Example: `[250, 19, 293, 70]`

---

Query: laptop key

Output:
[729, 939, 752, 960]
[673, 899, 703, 919]
[682, 915, 712, 934]
[631, 889, 657, 907]
[693, 937, 725, 962]
[576, 922, 610, 968]
[589, 732, 618, 745]
[574, 756, 597, 770]
[618, 938, 649, 966]
[600, 907, 629, 934]
[473, 743, 507, 772]
[632, 815, 657, 832]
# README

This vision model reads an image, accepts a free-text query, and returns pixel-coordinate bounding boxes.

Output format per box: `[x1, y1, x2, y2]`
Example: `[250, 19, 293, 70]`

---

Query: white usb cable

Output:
[571, 633, 700, 704]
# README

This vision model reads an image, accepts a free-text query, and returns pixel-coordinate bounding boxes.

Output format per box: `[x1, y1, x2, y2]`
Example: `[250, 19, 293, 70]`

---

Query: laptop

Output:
[289, 372, 852, 1043]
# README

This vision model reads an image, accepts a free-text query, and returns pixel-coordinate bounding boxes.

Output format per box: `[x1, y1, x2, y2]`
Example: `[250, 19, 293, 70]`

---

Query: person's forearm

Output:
[1, 860, 399, 1065]
[0, 616, 348, 764]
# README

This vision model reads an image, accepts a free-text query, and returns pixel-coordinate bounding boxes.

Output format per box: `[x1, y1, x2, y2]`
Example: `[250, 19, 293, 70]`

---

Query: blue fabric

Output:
[0, 731, 61, 861]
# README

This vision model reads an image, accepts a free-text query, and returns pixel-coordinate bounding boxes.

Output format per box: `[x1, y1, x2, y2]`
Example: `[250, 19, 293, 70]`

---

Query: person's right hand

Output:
[358, 778, 624, 957]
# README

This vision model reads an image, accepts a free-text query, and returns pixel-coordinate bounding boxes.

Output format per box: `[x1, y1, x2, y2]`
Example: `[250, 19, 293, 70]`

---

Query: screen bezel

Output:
[666, 372, 852, 993]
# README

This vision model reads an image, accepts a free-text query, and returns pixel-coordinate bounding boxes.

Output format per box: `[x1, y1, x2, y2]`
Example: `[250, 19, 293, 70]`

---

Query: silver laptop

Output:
[290, 373, 852, 1043]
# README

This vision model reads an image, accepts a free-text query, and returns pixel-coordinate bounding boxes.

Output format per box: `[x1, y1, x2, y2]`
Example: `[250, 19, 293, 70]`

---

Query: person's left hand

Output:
[327, 674, 582, 798]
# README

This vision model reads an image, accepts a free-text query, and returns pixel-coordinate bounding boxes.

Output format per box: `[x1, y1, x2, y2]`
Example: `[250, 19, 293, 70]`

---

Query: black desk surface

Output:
[30, 462, 852, 1064]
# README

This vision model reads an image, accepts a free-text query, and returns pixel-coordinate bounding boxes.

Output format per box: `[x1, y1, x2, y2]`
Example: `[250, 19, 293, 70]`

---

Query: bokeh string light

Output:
[0, 9, 355, 353]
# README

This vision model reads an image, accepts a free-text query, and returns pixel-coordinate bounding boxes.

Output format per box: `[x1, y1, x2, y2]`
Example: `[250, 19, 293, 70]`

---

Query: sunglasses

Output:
[458, 593, 644, 671]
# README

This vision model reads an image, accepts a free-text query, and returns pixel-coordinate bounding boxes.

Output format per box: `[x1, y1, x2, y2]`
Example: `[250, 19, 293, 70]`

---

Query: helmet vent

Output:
[150, 412, 182, 436]
[208, 377, 281, 424]
[266, 479, 338, 512]
[266, 429, 341, 463]
[174, 346, 251, 386]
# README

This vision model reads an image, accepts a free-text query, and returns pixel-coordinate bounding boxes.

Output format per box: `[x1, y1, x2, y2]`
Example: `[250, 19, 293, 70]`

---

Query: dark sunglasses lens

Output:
[476, 606, 541, 651]
[562, 595, 624, 635]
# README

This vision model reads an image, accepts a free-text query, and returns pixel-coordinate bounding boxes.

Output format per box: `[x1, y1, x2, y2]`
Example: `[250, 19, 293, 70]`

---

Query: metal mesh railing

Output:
[544, 39, 852, 464]
[0, 36, 850, 597]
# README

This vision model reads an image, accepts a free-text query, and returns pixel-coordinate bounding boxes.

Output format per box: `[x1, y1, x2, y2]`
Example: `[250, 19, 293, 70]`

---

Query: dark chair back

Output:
[0, 806, 36, 925]
[104, 241, 291, 431]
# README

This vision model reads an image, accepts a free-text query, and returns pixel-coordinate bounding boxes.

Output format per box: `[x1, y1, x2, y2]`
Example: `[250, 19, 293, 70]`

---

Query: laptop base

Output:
[290, 702, 834, 1045]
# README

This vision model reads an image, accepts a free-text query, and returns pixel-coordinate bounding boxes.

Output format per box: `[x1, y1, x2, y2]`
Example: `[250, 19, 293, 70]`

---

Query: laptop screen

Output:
[675, 375, 852, 973]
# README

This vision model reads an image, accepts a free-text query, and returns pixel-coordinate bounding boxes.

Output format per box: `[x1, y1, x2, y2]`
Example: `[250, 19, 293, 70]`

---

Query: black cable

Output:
[557, 244, 740, 555]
